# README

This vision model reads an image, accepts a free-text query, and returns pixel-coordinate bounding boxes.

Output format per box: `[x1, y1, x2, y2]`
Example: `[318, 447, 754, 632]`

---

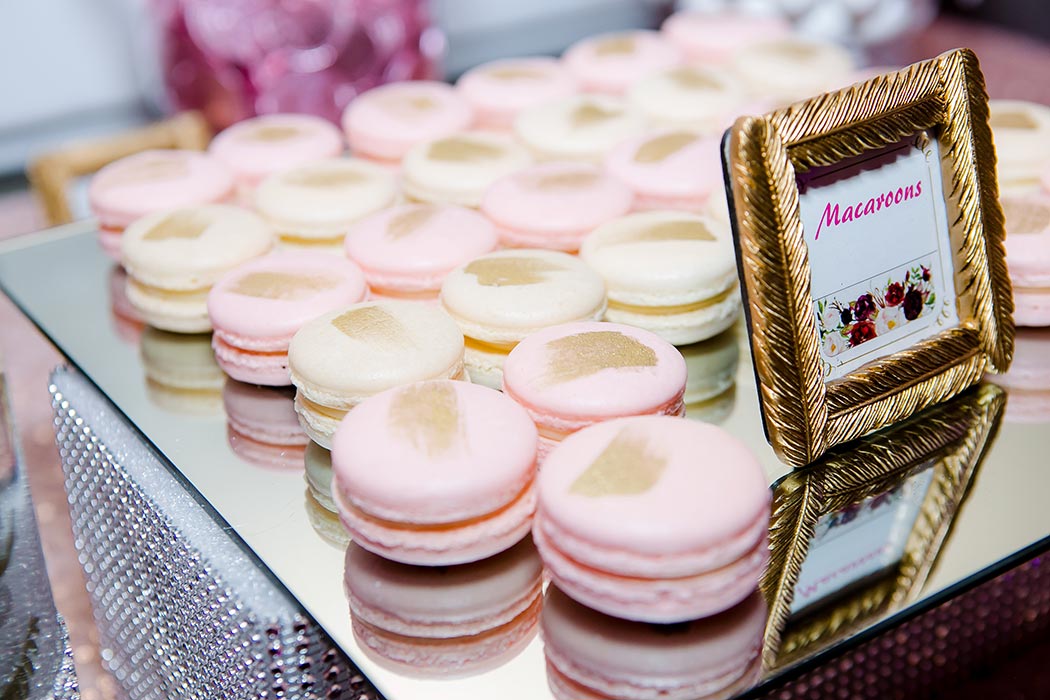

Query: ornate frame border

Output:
[725, 49, 1013, 467]
[759, 383, 1007, 670]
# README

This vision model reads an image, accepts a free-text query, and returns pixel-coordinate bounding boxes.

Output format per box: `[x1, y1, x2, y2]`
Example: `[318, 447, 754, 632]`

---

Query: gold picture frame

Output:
[725, 48, 1014, 467]
[760, 383, 1006, 670]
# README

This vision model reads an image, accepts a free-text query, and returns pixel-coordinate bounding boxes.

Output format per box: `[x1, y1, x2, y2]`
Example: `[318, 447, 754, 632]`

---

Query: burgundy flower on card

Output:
[854, 293, 876, 321]
[921, 265, 931, 282]
[884, 282, 904, 307]
[903, 287, 923, 320]
[849, 321, 877, 346]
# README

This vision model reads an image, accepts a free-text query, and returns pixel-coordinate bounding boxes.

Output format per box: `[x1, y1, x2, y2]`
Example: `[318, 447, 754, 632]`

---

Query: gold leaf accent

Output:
[464, 257, 563, 286]
[989, 110, 1038, 130]
[668, 68, 720, 91]
[244, 125, 300, 142]
[633, 132, 698, 164]
[380, 95, 438, 115]
[544, 331, 658, 385]
[229, 272, 340, 301]
[428, 137, 505, 163]
[286, 168, 366, 188]
[532, 171, 601, 190]
[388, 382, 461, 456]
[487, 66, 544, 81]
[330, 306, 408, 347]
[142, 211, 211, 241]
[386, 205, 439, 240]
[569, 429, 666, 497]
[1002, 198, 1050, 234]
[594, 35, 636, 56]
[767, 40, 820, 62]
[571, 102, 622, 129]
[613, 219, 715, 245]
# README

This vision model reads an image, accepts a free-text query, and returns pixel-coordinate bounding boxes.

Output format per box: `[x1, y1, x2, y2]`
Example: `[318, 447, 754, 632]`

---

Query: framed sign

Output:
[724, 48, 1014, 467]
[759, 383, 1006, 670]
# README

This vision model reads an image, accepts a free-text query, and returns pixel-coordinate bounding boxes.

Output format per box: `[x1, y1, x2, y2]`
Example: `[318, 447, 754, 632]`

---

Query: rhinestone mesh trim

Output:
[50, 368, 380, 700]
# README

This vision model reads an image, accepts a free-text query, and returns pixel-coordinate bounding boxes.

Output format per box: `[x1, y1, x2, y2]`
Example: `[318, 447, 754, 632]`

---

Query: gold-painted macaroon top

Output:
[229, 271, 341, 301]
[633, 132, 699, 164]
[610, 219, 716, 245]
[464, 256, 565, 287]
[379, 94, 438, 116]
[427, 137, 506, 163]
[569, 429, 667, 497]
[244, 125, 301, 142]
[990, 110, 1039, 131]
[571, 102, 623, 128]
[544, 331, 658, 385]
[764, 40, 821, 61]
[488, 66, 545, 81]
[594, 35, 637, 56]
[532, 170, 602, 190]
[386, 205, 440, 240]
[667, 67, 721, 91]
[331, 305, 410, 347]
[142, 210, 212, 242]
[285, 167, 368, 189]
[388, 382, 462, 456]
[1003, 198, 1050, 234]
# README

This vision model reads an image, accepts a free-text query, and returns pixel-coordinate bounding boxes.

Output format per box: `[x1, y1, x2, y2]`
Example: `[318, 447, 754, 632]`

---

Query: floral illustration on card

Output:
[816, 262, 937, 361]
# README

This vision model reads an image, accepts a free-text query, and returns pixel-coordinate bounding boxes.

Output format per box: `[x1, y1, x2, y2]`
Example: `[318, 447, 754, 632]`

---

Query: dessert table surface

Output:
[1, 222, 1048, 699]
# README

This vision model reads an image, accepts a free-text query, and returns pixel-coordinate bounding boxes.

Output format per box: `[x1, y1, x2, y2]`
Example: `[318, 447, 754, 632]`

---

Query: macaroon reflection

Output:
[222, 381, 308, 471]
[343, 537, 542, 679]
[139, 327, 224, 416]
[541, 586, 766, 700]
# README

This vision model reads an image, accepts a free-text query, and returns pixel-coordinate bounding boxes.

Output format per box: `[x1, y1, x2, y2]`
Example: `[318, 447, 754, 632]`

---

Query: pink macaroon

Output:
[986, 329, 1050, 423]
[341, 81, 474, 165]
[503, 322, 687, 460]
[223, 381, 309, 471]
[534, 415, 770, 623]
[89, 149, 235, 259]
[345, 203, 499, 301]
[207, 252, 368, 385]
[1002, 194, 1050, 326]
[331, 380, 539, 565]
[481, 162, 633, 251]
[456, 57, 578, 130]
[209, 114, 344, 203]
[563, 30, 684, 95]
[541, 587, 766, 700]
[605, 130, 724, 212]
[661, 10, 791, 64]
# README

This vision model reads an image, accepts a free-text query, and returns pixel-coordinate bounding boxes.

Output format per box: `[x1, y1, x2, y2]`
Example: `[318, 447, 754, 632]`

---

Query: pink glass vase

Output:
[155, 0, 442, 130]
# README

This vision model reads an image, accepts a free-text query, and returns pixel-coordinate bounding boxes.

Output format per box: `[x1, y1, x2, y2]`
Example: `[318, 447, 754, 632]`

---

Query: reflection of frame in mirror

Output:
[724, 48, 1014, 467]
[760, 383, 1007, 670]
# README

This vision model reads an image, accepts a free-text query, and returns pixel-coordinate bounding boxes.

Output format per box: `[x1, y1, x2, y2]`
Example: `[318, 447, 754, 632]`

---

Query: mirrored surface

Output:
[1, 226, 1048, 699]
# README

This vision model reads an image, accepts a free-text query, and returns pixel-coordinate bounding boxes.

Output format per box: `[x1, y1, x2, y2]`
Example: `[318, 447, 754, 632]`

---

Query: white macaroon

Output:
[514, 94, 647, 163]
[580, 210, 741, 345]
[400, 132, 532, 208]
[439, 249, 607, 389]
[989, 100, 1050, 196]
[121, 204, 274, 333]
[254, 157, 397, 250]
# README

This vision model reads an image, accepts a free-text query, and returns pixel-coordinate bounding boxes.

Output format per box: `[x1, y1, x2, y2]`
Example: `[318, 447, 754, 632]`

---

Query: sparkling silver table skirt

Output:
[49, 367, 378, 700]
